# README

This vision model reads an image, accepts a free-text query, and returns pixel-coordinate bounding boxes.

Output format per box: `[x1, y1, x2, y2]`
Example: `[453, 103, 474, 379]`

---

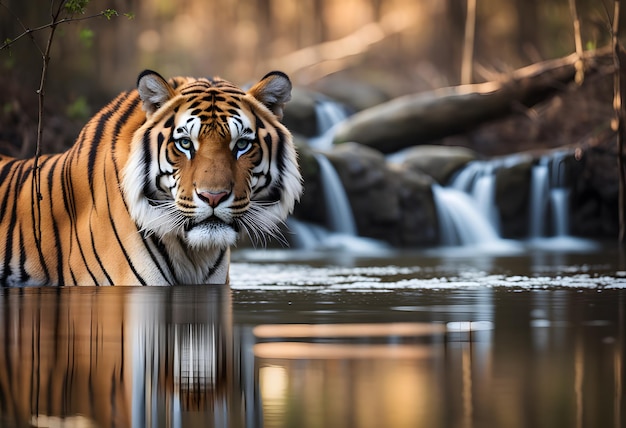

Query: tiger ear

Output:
[137, 70, 176, 117]
[247, 71, 292, 121]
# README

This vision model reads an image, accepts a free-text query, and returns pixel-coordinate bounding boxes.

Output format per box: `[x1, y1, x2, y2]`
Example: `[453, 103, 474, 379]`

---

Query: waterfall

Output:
[314, 153, 357, 236]
[548, 152, 570, 238]
[286, 151, 386, 252]
[529, 161, 549, 238]
[316, 98, 348, 135]
[309, 97, 349, 150]
[526, 151, 597, 250]
[450, 161, 501, 233]
[448, 151, 576, 243]
[528, 151, 571, 238]
[472, 171, 500, 234]
[440, 159, 505, 243]
[284, 153, 359, 250]
[286, 94, 594, 253]
[432, 185, 502, 246]
[282, 95, 386, 252]
[550, 189, 570, 236]
[430, 150, 596, 252]
[432, 183, 520, 252]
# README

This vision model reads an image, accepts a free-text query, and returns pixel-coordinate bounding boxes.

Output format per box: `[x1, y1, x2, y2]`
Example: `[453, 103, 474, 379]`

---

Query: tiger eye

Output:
[178, 138, 193, 150]
[233, 139, 254, 159]
[236, 139, 251, 150]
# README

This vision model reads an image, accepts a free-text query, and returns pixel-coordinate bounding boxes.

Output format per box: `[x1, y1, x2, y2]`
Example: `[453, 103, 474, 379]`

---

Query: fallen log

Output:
[333, 48, 613, 154]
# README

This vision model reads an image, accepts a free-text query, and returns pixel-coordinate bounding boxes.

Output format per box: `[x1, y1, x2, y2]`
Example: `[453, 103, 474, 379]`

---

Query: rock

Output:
[292, 142, 326, 226]
[400, 145, 477, 184]
[322, 142, 438, 246]
[291, 139, 621, 248]
[282, 88, 319, 138]
[283, 88, 350, 139]
[494, 155, 533, 238]
[571, 144, 619, 237]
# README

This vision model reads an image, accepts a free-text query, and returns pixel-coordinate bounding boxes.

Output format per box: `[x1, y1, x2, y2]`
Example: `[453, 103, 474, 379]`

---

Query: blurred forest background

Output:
[1, 0, 624, 242]
[0, 0, 621, 155]
[1, 1, 617, 100]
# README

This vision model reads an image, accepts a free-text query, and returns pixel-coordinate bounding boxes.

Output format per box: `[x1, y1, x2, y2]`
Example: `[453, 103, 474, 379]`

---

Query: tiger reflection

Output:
[0, 287, 235, 428]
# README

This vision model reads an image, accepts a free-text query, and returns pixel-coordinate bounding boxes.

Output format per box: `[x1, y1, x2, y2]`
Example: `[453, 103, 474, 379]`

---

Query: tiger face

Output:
[121, 70, 302, 252]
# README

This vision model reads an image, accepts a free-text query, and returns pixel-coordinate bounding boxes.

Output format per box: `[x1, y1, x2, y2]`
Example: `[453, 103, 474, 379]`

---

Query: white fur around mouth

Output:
[185, 216, 238, 249]
[185, 216, 232, 232]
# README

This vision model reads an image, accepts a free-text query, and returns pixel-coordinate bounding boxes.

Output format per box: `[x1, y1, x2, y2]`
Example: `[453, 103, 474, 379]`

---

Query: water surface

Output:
[0, 245, 624, 428]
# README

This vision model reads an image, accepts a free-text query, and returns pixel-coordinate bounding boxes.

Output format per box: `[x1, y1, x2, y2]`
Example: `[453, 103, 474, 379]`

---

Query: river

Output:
[0, 243, 624, 428]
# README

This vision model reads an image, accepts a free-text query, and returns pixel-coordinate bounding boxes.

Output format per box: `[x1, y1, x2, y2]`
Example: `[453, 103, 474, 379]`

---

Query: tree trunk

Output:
[333, 48, 612, 154]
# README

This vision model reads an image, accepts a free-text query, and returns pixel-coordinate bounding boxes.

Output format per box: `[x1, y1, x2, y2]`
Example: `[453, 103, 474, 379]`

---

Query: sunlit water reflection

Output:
[0, 245, 624, 427]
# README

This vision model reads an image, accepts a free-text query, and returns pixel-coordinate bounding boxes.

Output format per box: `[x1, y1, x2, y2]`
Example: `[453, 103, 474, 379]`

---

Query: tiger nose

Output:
[198, 190, 230, 208]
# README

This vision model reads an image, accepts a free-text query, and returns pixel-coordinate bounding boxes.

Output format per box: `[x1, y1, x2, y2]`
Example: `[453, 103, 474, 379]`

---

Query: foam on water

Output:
[230, 263, 626, 291]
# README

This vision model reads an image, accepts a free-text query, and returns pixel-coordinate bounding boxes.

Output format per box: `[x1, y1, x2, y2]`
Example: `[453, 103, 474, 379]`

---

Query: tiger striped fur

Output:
[0, 70, 302, 285]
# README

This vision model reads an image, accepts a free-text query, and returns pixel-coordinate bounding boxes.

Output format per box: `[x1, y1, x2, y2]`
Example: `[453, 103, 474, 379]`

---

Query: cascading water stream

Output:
[432, 159, 517, 250]
[315, 98, 349, 135]
[286, 97, 386, 252]
[287, 94, 591, 253]
[432, 149, 595, 252]
[529, 161, 549, 238]
[525, 151, 597, 251]
[550, 189, 570, 237]
[471, 169, 500, 234]
[309, 97, 349, 150]
[528, 151, 573, 239]
[432, 185, 503, 246]
[450, 160, 503, 235]
[314, 153, 357, 236]
[548, 151, 571, 238]
[289, 153, 384, 252]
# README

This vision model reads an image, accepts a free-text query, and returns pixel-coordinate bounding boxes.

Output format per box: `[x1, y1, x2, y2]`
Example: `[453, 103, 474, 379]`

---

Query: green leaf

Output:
[102, 9, 118, 20]
[124, 12, 135, 20]
[65, 0, 89, 14]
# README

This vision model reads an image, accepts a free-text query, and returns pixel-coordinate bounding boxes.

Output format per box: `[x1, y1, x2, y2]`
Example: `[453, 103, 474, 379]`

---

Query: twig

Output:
[32, 1, 67, 252]
[461, 0, 477, 85]
[612, 1, 626, 243]
[1, 1, 124, 251]
[569, 0, 585, 84]
[0, 9, 113, 51]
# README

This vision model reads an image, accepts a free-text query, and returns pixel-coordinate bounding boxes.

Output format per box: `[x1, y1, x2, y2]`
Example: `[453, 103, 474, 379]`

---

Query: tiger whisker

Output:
[137, 199, 189, 236]
[237, 201, 289, 248]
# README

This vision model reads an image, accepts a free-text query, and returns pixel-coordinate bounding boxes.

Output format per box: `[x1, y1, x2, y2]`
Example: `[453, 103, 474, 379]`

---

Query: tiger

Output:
[0, 70, 303, 285]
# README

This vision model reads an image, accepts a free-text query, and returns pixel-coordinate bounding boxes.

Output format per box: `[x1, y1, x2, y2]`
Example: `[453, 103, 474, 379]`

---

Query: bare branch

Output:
[461, 0, 477, 85]
[32, 0, 68, 250]
[2, 0, 126, 253]
[569, 0, 585, 84]
[0, 9, 113, 51]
